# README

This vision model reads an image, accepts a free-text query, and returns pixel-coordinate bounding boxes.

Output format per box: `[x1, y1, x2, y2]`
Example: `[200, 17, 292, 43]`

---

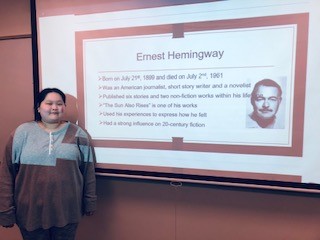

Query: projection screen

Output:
[34, 0, 320, 191]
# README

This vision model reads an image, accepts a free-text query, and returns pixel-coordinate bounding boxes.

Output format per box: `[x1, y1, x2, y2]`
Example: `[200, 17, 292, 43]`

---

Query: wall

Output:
[0, 1, 34, 239]
[0, 0, 31, 37]
[2, 1, 320, 240]
[76, 177, 320, 240]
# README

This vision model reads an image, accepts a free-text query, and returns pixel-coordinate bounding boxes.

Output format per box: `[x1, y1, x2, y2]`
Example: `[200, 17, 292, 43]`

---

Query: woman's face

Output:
[38, 92, 66, 123]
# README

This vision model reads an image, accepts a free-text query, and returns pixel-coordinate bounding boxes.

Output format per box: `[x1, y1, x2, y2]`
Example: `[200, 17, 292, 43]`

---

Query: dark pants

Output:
[19, 223, 78, 240]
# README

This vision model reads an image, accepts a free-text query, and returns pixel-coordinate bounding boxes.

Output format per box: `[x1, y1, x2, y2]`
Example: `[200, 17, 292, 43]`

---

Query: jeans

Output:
[19, 223, 78, 240]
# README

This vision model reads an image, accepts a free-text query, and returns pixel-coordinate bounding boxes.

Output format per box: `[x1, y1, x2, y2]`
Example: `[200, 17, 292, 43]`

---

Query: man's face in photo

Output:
[252, 85, 282, 120]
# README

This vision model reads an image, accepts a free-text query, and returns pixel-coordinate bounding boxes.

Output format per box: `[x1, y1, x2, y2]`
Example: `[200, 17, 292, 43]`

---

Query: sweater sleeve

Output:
[83, 149, 97, 213]
[82, 145, 97, 213]
[0, 134, 16, 226]
[77, 129, 97, 214]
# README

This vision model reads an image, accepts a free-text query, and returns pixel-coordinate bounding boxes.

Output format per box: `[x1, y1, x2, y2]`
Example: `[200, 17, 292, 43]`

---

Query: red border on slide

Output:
[76, 13, 308, 159]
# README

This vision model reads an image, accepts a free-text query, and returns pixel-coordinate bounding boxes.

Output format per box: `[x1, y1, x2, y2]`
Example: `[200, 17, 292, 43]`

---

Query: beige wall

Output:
[2, 1, 320, 240]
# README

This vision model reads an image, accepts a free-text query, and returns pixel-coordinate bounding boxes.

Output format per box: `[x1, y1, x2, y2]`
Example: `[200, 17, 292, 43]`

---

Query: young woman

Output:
[0, 88, 97, 240]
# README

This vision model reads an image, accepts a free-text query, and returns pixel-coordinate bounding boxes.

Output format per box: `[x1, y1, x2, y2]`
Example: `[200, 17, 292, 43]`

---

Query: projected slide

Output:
[38, 0, 320, 187]
[76, 14, 306, 157]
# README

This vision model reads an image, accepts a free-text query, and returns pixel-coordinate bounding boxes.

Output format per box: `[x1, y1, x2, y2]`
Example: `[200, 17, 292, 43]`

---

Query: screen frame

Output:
[31, 0, 320, 193]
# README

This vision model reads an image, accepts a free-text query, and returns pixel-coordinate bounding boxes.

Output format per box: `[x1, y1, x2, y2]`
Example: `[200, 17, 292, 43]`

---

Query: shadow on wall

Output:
[63, 94, 78, 124]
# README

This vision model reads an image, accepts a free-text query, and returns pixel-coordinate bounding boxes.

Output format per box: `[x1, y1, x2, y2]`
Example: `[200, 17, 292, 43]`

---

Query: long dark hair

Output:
[35, 88, 66, 121]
